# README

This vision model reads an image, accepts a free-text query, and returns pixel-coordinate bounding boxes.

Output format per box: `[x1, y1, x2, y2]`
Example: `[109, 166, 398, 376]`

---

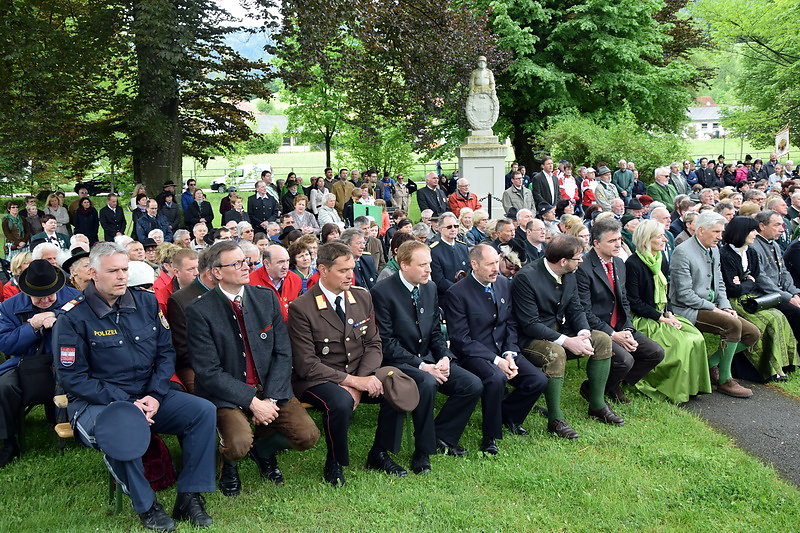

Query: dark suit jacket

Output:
[416, 186, 448, 217]
[187, 285, 293, 409]
[354, 254, 378, 289]
[247, 193, 280, 229]
[166, 279, 209, 392]
[511, 258, 589, 348]
[625, 252, 671, 321]
[524, 240, 545, 263]
[575, 249, 635, 334]
[784, 240, 800, 289]
[444, 274, 518, 362]
[99, 205, 127, 241]
[719, 245, 759, 299]
[429, 238, 470, 301]
[288, 284, 382, 396]
[371, 272, 454, 368]
[29, 231, 69, 251]
[186, 200, 214, 233]
[531, 172, 559, 206]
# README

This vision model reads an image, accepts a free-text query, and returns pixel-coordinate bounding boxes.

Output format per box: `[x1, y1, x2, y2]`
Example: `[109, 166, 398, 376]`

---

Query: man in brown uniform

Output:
[289, 241, 405, 487]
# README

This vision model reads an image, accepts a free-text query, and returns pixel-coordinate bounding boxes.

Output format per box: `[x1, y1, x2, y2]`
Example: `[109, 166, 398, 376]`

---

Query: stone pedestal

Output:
[457, 133, 508, 218]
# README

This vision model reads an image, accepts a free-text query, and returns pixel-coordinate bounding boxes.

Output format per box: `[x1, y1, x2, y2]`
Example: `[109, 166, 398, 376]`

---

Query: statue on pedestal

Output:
[465, 56, 499, 134]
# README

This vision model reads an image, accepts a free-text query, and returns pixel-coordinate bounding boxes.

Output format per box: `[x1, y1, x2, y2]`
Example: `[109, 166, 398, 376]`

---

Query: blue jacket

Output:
[53, 282, 175, 405]
[135, 213, 173, 242]
[181, 190, 194, 213]
[0, 286, 81, 375]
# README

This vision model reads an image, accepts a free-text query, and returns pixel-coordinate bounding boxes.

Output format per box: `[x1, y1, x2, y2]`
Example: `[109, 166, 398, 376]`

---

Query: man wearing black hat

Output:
[155, 180, 177, 208]
[0, 260, 81, 467]
[54, 242, 217, 530]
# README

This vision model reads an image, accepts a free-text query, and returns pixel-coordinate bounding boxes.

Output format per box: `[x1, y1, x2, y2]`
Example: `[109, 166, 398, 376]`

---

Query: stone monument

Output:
[457, 56, 509, 218]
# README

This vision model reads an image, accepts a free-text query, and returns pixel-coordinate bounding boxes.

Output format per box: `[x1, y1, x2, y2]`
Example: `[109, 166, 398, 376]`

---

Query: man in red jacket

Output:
[447, 178, 482, 217]
[249, 244, 302, 320]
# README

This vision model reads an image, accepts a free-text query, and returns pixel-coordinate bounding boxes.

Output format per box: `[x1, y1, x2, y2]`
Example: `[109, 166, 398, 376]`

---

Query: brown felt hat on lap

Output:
[375, 366, 420, 412]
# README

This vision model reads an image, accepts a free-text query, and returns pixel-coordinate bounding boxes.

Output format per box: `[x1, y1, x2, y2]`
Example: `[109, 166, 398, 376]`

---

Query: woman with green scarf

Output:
[625, 219, 712, 403]
[2, 200, 29, 255]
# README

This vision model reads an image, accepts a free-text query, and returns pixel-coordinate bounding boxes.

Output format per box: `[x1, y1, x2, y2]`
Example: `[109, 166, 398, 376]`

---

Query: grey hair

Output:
[148, 229, 164, 240]
[411, 223, 430, 238]
[239, 241, 259, 257]
[204, 240, 241, 269]
[713, 201, 735, 214]
[694, 211, 727, 230]
[193, 222, 208, 233]
[266, 222, 280, 233]
[754, 209, 779, 227]
[173, 229, 190, 241]
[89, 242, 128, 270]
[352, 216, 370, 230]
[325, 193, 336, 202]
[765, 196, 786, 210]
[438, 212, 457, 227]
[654, 166, 670, 180]
[340, 228, 365, 244]
[31, 242, 61, 261]
[236, 221, 253, 233]
[262, 242, 287, 263]
[114, 235, 133, 247]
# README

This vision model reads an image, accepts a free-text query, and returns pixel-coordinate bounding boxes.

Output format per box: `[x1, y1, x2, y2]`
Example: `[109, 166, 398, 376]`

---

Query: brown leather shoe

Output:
[606, 385, 631, 404]
[709, 365, 720, 386]
[717, 378, 753, 398]
[547, 419, 579, 439]
[588, 404, 625, 426]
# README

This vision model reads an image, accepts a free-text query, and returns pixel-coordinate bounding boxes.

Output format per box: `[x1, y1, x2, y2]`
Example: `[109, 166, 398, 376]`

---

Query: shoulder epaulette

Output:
[61, 295, 85, 312]
[429, 241, 440, 248]
[362, 251, 372, 255]
[456, 239, 467, 246]
[350, 285, 368, 291]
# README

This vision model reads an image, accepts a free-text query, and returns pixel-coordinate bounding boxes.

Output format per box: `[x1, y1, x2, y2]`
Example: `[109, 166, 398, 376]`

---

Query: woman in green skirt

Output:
[625, 220, 712, 403]
[719, 216, 796, 381]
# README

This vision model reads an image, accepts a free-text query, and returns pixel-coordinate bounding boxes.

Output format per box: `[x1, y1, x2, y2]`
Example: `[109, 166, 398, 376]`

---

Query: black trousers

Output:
[300, 382, 394, 466]
[461, 355, 547, 440]
[381, 363, 482, 455]
[778, 301, 800, 345]
[0, 369, 21, 441]
[608, 331, 664, 389]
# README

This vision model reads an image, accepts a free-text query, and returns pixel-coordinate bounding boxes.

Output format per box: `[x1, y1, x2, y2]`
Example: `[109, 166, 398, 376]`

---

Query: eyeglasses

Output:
[569, 256, 583, 261]
[218, 259, 253, 270]
[441, 225, 458, 230]
[242, 229, 253, 233]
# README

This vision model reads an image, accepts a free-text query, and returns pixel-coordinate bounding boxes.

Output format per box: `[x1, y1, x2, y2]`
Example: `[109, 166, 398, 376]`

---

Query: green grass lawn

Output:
[3, 359, 799, 532]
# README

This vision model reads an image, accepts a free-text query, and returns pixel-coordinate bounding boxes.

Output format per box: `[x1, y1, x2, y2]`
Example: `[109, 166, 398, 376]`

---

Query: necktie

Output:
[485, 285, 496, 303]
[335, 295, 346, 325]
[604, 262, 619, 329]
[411, 286, 420, 307]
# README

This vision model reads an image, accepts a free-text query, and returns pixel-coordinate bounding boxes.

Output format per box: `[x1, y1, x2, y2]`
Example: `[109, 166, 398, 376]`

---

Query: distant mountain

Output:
[225, 30, 273, 63]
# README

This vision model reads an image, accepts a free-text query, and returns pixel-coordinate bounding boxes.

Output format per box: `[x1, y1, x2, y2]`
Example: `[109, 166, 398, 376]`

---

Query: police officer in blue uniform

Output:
[54, 242, 217, 532]
[429, 212, 470, 307]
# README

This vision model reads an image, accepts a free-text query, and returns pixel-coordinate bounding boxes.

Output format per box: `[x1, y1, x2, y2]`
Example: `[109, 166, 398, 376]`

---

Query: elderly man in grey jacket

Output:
[669, 211, 760, 398]
[751, 210, 800, 339]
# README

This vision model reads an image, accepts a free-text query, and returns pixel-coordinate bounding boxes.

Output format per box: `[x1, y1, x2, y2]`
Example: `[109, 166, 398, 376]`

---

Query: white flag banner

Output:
[776, 128, 790, 158]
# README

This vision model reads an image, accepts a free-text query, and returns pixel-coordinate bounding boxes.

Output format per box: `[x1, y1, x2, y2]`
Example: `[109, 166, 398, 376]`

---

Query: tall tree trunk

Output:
[131, 0, 183, 194]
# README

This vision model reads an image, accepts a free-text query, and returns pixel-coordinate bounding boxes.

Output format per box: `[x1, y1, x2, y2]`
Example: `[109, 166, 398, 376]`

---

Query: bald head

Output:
[470, 244, 500, 285]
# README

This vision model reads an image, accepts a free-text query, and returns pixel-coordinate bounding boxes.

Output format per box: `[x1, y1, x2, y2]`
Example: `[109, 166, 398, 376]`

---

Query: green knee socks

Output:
[544, 377, 565, 422]
[718, 341, 743, 383]
[586, 357, 612, 411]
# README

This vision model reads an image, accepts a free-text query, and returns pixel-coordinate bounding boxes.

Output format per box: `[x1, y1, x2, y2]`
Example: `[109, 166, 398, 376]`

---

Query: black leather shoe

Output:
[606, 384, 631, 404]
[436, 439, 467, 457]
[250, 450, 284, 484]
[172, 492, 213, 528]
[504, 422, 529, 436]
[0, 438, 20, 468]
[579, 380, 591, 403]
[365, 448, 408, 477]
[219, 461, 241, 497]
[588, 404, 625, 426]
[323, 459, 346, 487]
[139, 501, 176, 532]
[547, 419, 579, 439]
[410, 451, 431, 474]
[481, 438, 499, 456]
